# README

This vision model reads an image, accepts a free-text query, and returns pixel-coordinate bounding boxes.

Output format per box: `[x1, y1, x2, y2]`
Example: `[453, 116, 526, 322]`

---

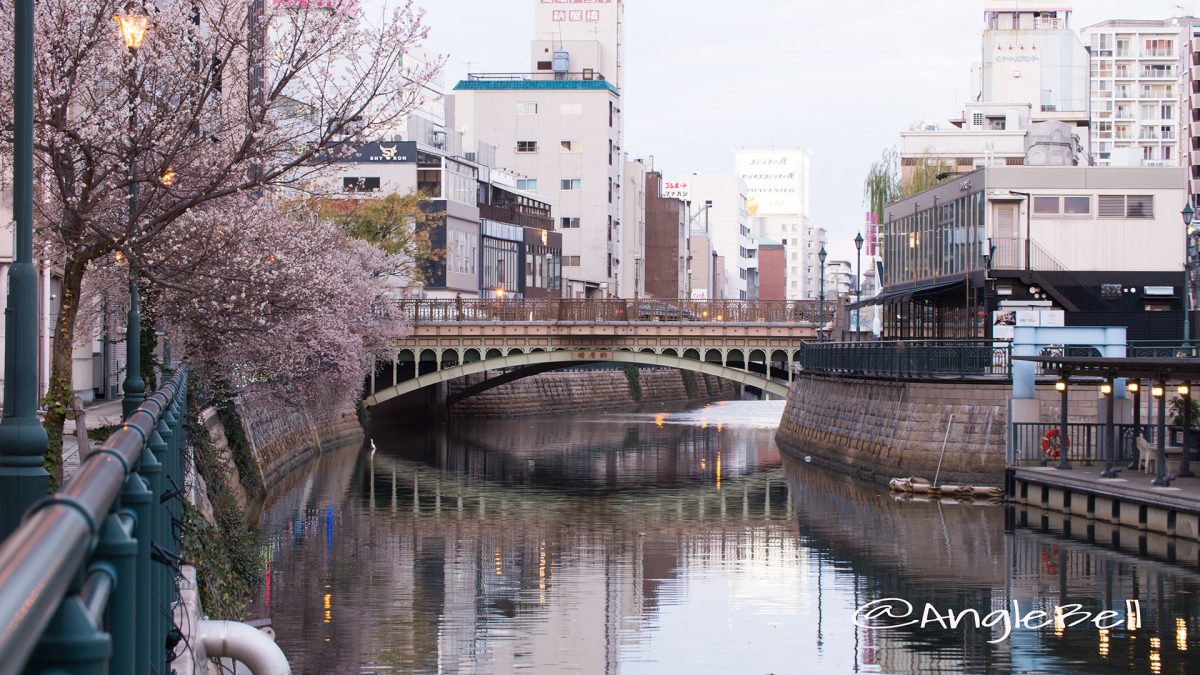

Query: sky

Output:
[414, 0, 1197, 266]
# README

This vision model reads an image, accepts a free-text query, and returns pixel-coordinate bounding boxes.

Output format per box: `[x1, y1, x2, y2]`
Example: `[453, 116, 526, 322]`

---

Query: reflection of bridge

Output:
[365, 299, 827, 409]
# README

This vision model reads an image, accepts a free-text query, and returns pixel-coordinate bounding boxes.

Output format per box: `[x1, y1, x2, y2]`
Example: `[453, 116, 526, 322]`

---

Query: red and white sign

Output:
[662, 180, 690, 200]
[543, 0, 610, 22]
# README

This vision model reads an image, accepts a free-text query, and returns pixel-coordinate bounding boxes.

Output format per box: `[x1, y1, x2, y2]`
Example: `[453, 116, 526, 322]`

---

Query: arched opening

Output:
[418, 349, 438, 376]
[749, 349, 766, 363]
[771, 349, 788, 365]
[726, 349, 745, 368]
[531, 347, 546, 353]
[486, 348, 503, 360]
[440, 349, 460, 368]
[463, 348, 481, 363]
[662, 348, 678, 357]
[508, 348, 524, 356]
[704, 349, 723, 364]
[683, 348, 701, 361]
[640, 348, 655, 354]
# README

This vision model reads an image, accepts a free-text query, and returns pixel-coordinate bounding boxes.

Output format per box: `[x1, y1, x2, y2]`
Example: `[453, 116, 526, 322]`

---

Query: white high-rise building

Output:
[1081, 18, 1187, 167]
[734, 148, 825, 299]
[453, 1, 625, 298]
[620, 158, 648, 298]
[681, 175, 754, 299]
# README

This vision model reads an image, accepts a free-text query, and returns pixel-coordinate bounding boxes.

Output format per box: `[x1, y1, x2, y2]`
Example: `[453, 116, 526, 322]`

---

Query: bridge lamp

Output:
[1152, 385, 1165, 399]
[160, 166, 176, 187]
[1181, 384, 1191, 396]
[1055, 380, 1067, 393]
[1128, 382, 1140, 394]
[115, 6, 149, 51]
[1100, 383, 1112, 396]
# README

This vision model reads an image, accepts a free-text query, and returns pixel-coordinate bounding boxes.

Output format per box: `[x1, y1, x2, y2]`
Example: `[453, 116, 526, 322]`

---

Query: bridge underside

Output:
[365, 349, 793, 409]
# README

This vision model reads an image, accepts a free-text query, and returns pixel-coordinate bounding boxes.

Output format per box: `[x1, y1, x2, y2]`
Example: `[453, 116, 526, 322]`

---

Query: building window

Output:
[1098, 195, 1154, 218]
[560, 140, 581, 153]
[447, 229, 478, 276]
[517, 141, 538, 153]
[563, 256, 581, 267]
[560, 102, 583, 115]
[342, 176, 380, 192]
[560, 217, 581, 229]
[516, 178, 538, 191]
[537, 60, 552, 71]
[1063, 196, 1091, 215]
[1032, 195, 1091, 216]
[560, 178, 581, 190]
[516, 102, 538, 115]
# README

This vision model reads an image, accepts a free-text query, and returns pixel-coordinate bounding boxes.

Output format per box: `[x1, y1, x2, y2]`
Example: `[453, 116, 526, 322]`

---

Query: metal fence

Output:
[1126, 341, 1200, 359]
[799, 340, 1012, 378]
[0, 367, 188, 674]
[390, 298, 835, 325]
[1010, 421, 1141, 467]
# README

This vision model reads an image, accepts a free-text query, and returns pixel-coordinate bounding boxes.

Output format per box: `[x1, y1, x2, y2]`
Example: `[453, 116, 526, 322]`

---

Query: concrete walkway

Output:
[61, 398, 127, 482]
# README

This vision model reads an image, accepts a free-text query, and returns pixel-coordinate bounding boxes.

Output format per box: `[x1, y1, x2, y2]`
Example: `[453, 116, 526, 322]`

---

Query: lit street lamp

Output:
[118, 4, 148, 418]
[0, 0, 51, 537]
[818, 246, 827, 342]
[854, 232, 864, 342]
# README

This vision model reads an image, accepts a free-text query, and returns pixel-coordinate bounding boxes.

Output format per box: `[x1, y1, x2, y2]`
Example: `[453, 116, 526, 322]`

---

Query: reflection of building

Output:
[871, 165, 1186, 340]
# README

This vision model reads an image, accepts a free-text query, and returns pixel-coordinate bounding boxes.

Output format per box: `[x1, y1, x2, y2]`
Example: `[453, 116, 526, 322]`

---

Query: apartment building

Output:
[1082, 19, 1188, 167]
[620, 158, 648, 297]
[824, 260, 854, 297]
[453, 1, 625, 298]
[643, 171, 689, 299]
[681, 175, 755, 299]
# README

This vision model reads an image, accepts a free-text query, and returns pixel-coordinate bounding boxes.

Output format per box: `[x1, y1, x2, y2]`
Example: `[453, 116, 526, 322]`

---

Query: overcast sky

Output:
[416, 0, 1197, 264]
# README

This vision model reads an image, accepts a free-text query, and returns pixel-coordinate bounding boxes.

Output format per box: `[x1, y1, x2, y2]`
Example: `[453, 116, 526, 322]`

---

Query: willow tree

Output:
[863, 146, 957, 222]
[0, 0, 438, 479]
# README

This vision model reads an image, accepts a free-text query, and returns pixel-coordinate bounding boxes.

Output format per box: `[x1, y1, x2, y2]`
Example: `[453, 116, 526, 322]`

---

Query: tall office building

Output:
[453, 1, 625, 298]
[681, 175, 754, 299]
[734, 148, 824, 299]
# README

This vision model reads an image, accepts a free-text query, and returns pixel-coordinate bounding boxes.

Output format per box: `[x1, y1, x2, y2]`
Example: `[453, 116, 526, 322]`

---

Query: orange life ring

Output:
[1041, 428, 1069, 458]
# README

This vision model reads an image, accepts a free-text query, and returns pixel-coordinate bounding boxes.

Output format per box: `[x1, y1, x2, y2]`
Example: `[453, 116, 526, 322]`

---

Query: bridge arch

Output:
[365, 349, 791, 408]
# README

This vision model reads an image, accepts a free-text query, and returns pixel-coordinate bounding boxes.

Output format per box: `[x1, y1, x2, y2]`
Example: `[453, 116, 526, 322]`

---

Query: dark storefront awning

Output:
[848, 278, 965, 310]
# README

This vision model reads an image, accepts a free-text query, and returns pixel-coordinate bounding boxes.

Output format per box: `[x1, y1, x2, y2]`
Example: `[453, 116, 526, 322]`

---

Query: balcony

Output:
[1141, 70, 1177, 79]
[479, 203, 554, 231]
[1142, 49, 1176, 58]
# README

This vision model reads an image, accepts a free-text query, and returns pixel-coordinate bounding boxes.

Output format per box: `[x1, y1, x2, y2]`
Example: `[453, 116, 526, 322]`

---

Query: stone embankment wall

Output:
[235, 397, 364, 485]
[448, 367, 740, 417]
[776, 373, 1102, 487]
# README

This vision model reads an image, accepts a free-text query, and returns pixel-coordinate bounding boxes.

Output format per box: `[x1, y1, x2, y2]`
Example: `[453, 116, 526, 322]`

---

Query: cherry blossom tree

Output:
[0, 0, 438, 475]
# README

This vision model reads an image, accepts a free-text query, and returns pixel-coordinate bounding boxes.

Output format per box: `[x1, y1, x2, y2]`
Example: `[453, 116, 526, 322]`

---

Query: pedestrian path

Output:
[61, 398, 126, 482]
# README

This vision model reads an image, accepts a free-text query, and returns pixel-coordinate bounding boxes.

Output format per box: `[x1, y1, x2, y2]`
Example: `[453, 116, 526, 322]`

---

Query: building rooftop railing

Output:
[465, 71, 609, 82]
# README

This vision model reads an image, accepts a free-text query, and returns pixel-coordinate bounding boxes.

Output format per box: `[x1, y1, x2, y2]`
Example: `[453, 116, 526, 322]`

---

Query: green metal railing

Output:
[0, 366, 188, 674]
[1126, 341, 1200, 358]
[799, 340, 1012, 378]
[1010, 422, 1141, 467]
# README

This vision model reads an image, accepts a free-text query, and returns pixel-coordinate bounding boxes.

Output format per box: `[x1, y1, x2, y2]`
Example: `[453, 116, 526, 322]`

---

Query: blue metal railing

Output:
[0, 366, 188, 674]
[799, 340, 1012, 378]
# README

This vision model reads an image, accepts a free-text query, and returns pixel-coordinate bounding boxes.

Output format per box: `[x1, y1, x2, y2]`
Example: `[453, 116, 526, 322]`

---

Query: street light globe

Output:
[818, 247, 827, 264]
[854, 232, 864, 251]
[160, 167, 176, 187]
[115, 9, 149, 51]
[1128, 381, 1140, 393]
[1184, 202, 1195, 227]
[1152, 385, 1165, 398]
[1100, 383, 1113, 396]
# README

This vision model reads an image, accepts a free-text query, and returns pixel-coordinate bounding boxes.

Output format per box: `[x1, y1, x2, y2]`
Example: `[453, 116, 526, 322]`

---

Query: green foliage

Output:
[182, 379, 261, 619]
[623, 364, 643, 402]
[1170, 396, 1200, 427]
[863, 146, 957, 222]
[313, 191, 441, 284]
[87, 423, 118, 443]
[355, 398, 371, 427]
[216, 400, 265, 503]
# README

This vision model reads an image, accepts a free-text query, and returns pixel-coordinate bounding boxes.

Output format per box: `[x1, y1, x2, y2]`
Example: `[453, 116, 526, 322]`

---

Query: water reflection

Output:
[254, 401, 1200, 674]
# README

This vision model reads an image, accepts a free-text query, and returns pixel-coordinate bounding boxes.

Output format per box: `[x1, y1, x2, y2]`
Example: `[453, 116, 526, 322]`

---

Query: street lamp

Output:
[0, 0, 51, 535]
[818, 246, 827, 342]
[854, 232, 864, 342]
[118, 3, 148, 418]
[1183, 203, 1194, 342]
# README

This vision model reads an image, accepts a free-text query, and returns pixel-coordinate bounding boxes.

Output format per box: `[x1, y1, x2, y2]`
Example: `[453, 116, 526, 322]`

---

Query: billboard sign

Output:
[734, 149, 808, 216]
[662, 179, 691, 200]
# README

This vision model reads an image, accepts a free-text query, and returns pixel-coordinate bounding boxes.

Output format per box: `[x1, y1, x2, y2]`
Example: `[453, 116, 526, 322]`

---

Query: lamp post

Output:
[117, 6, 148, 419]
[854, 232, 864, 342]
[1183, 203, 1194, 343]
[0, 0, 51, 536]
[818, 246, 827, 342]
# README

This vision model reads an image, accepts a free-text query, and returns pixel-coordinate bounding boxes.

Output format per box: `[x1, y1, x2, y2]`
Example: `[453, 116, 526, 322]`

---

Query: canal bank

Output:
[775, 371, 1105, 487]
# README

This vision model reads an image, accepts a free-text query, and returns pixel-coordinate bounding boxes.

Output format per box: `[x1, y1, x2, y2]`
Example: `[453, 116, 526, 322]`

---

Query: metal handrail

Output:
[799, 340, 1013, 378]
[389, 298, 836, 325]
[0, 366, 188, 673]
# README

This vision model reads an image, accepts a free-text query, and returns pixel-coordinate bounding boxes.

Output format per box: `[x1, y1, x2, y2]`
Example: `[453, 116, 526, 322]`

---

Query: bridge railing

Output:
[390, 298, 836, 324]
[0, 367, 188, 674]
[799, 340, 1012, 378]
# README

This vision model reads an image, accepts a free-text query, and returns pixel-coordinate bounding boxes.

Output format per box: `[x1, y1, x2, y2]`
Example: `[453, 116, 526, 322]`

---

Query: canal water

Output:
[253, 401, 1200, 674]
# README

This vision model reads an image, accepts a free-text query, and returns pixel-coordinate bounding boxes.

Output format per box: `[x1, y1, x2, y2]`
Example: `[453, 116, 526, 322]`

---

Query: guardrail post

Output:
[135, 432, 165, 673]
[122, 473, 153, 675]
[147, 422, 172, 672]
[95, 511, 138, 674]
[27, 578, 111, 674]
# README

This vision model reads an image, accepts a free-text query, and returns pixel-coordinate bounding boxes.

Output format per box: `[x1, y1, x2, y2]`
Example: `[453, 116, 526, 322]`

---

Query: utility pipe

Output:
[197, 620, 291, 675]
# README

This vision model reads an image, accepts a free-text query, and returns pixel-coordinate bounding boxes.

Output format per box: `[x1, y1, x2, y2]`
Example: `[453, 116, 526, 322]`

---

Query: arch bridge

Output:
[365, 298, 829, 409]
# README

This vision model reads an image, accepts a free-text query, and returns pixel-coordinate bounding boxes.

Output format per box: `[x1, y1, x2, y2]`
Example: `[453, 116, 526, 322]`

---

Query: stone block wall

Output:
[776, 374, 1009, 486]
[234, 396, 364, 485]
[447, 368, 740, 417]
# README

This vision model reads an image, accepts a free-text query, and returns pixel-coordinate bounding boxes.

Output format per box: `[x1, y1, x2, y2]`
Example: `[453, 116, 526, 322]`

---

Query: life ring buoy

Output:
[1041, 428, 1069, 458]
